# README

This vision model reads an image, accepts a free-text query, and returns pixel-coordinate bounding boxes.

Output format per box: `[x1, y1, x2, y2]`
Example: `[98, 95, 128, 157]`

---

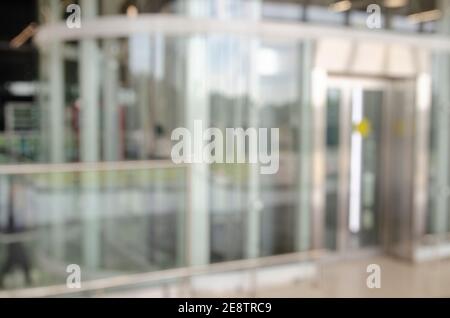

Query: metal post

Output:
[433, 0, 450, 238]
[47, 0, 66, 261]
[296, 40, 314, 251]
[80, 0, 100, 269]
[245, 0, 262, 260]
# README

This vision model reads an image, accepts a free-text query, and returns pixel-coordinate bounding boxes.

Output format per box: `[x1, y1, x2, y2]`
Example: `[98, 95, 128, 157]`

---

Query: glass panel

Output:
[0, 167, 187, 289]
[208, 37, 303, 260]
[325, 88, 341, 251]
[259, 41, 300, 257]
[208, 34, 248, 262]
[358, 90, 382, 247]
[348, 89, 382, 249]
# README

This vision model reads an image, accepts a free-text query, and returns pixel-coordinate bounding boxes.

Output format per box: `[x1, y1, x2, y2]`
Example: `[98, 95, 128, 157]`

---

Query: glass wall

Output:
[1, 1, 317, 290]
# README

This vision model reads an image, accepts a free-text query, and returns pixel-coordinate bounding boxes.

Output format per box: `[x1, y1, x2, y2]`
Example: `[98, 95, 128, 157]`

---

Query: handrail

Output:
[0, 249, 324, 298]
[34, 14, 450, 52]
[0, 160, 186, 175]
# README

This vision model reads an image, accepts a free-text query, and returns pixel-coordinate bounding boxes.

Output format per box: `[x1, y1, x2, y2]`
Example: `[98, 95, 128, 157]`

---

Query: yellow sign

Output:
[353, 118, 371, 138]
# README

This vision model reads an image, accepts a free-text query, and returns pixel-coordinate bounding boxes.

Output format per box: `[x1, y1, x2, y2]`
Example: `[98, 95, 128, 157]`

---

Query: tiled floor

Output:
[255, 256, 450, 298]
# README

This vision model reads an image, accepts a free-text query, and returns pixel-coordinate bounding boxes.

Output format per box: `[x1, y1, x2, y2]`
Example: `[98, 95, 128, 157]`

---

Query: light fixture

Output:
[329, 0, 352, 13]
[383, 0, 408, 8]
[408, 9, 442, 24]
[126, 5, 139, 18]
[10, 23, 37, 48]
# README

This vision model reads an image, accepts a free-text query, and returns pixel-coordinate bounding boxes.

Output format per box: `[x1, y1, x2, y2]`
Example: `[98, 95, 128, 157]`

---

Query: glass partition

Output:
[0, 164, 188, 289]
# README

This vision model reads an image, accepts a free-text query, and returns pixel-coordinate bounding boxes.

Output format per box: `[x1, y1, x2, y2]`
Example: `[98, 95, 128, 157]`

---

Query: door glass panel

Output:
[358, 90, 382, 247]
[325, 88, 341, 251]
[348, 89, 382, 249]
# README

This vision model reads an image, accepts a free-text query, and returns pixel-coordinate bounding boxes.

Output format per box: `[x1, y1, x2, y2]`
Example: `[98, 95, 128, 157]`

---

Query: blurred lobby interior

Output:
[1, 0, 450, 297]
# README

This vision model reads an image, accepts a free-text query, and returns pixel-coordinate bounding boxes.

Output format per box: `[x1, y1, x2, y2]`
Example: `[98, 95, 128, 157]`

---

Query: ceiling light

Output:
[383, 0, 408, 9]
[329, 0, 352, 13]
[127, 5, 138, 18]
[408, 9, 442, 23]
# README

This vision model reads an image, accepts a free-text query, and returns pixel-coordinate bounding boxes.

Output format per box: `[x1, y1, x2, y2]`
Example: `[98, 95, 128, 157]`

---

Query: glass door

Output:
[325, 78, 387, 253]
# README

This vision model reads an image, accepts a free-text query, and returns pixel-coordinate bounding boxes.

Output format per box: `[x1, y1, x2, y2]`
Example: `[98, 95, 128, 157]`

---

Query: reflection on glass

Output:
[325, 89, 341, 251]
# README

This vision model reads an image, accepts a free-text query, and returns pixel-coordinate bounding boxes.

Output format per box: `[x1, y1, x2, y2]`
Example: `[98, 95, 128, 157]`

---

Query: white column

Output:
[80, 0, 101, 269]
[185, 0, 210, 266]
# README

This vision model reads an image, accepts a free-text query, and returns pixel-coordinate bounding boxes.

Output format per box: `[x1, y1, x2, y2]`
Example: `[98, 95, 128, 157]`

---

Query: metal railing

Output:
[0, 160, 325, 297]
[0, 249, 324, 298]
